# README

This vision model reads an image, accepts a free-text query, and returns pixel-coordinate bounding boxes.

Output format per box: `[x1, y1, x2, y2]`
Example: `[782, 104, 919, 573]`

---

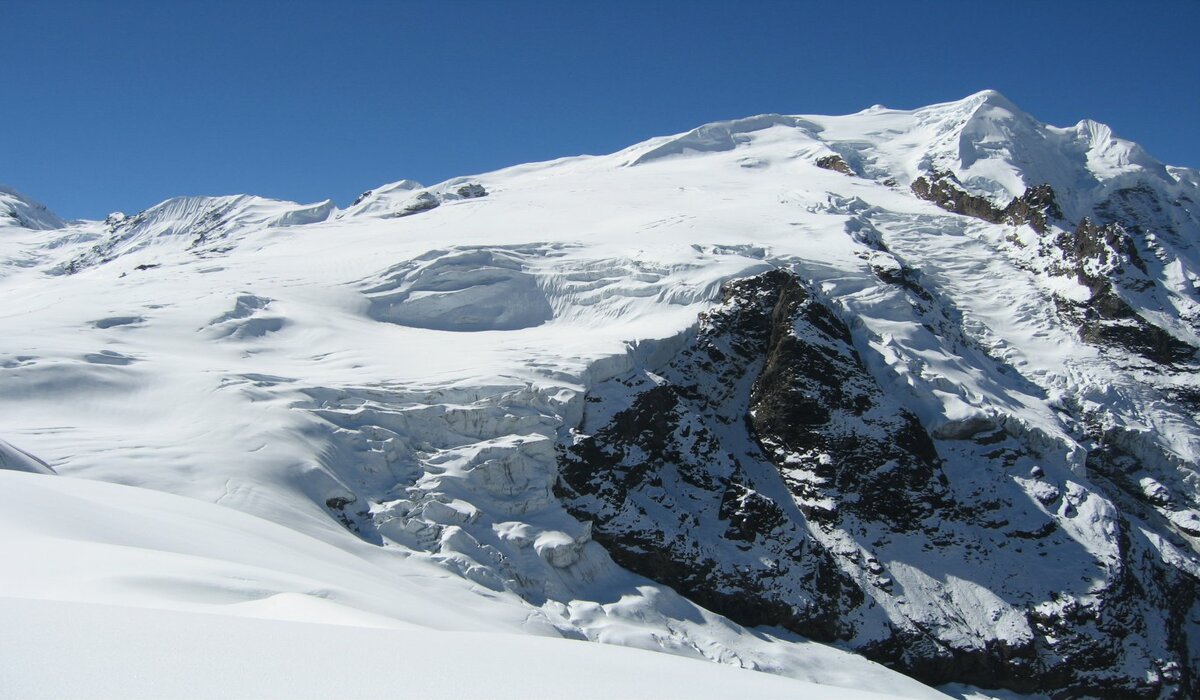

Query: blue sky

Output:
[3, 0, 1198, 220]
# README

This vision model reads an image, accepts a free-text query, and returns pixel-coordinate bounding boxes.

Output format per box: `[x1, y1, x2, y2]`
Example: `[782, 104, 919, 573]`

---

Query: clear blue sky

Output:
[3, 0, 1198, 220]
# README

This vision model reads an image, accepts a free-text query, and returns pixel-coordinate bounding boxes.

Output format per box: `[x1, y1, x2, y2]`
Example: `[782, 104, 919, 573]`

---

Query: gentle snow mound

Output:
[0, 470, 925, 700]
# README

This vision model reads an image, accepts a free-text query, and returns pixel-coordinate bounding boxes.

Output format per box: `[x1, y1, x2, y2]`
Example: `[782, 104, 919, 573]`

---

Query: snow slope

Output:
[0, 186, 65, 230]
[2, 90, 1198, 697]
[0, 470, 917, 700]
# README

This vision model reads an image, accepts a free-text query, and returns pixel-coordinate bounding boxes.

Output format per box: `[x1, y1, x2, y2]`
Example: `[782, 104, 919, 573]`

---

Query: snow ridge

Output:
[0, 185, 66, 230]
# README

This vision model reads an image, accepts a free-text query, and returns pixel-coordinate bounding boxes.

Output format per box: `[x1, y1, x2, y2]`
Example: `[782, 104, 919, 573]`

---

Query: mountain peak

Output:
[0, 185, 66, 231]
[964, 88, 1020, 111]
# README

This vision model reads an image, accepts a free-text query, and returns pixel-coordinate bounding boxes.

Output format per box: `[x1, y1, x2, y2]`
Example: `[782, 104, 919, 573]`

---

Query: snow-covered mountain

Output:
[3, 90, 1199, 699]
[0, 186, 65, 231]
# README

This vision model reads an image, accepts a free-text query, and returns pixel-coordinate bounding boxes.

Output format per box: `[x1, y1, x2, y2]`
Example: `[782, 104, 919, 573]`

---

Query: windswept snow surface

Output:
[0, 438, 55, 474]
[0, 471, 914, 700]
[2, 91, 1199, 697]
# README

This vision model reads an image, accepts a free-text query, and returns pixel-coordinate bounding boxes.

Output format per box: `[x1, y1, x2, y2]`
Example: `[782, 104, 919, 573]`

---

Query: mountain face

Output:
[3, 90, 1199, 698]
[0, 186, 65, 231]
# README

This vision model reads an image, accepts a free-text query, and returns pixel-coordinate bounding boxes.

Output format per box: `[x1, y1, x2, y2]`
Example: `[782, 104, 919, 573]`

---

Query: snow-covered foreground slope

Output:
[0, 470, 920, 700]
[2, 90, 1199, 698]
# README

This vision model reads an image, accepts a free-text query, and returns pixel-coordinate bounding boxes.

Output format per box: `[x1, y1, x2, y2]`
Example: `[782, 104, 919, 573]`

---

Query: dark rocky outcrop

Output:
[746, 272, 948, 531]
[912, 170, 1006, 223]
[1054, 217, 1146, 284]
[912, 170, 1197, 366]
[456, 183, 488, 199]
[1054, 218, 1195, 365]
[815, 154, 855, 176]
[398, 192, 441, 216]
[911, 170, 1062, 234]
[557, 270, 869, 640]
[555, 268, 1199, 697]
[1073, 285, 1196, 365]
[1003, 183, 1063, 234]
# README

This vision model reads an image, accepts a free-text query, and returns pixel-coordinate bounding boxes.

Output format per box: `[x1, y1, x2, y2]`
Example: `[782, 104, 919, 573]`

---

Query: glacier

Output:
[2, 89, 1199, 698]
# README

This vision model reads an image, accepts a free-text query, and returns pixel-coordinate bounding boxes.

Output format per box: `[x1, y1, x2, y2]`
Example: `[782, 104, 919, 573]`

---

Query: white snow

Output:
[0, 185, 66, 230]
[0, 438, 55, 474]
[2, 89, 1199, 698]
[0, 470, 935, 699]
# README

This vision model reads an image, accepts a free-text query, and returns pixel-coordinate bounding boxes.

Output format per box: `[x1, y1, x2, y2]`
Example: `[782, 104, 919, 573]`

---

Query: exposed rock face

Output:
[745, 272, 946, 532]
[911, 170, 1009, 224]
[911, 170, 1062, 233]
[1003, 183, 1062, 234]
[557, 270, 874, 640]
[912, 170, 1199, 367]
[1053, 217, 1195, 365]
[556, 268, 1200, 698]
[815, 154, 855, 176]
[398, 191, 441, 216]
[456, 183, 488, 199]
